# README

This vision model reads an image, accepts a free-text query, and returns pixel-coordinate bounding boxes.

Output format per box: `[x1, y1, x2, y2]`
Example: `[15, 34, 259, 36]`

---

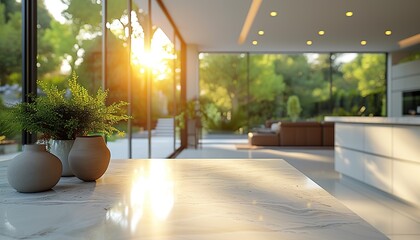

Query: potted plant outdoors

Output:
[11, 73, 130, 177]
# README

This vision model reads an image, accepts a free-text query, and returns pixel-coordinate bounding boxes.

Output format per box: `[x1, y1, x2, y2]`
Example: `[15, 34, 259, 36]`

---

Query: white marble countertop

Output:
[0, 159, 388, 240]
[325, 116, 420, 125]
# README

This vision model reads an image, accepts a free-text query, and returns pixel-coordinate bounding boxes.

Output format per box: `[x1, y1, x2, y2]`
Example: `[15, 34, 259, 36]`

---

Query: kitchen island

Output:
[0, 159, 388, 239]
[325, 116, 420, 207]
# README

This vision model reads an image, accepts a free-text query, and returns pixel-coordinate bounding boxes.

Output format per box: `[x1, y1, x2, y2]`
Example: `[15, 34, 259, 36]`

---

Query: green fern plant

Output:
[11, 73, 130, 140]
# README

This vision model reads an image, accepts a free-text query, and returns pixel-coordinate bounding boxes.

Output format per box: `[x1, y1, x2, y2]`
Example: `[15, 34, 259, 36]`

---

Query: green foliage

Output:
[200, 53, 248, 113]
[0, 2, 21, 85]
[0, 97, 19, 139]
[335, 54, 386, 115]
[205, 108, 246, 133]
[0, 0, 19, 21]
[248, 100, 278, 128]
[287, 95, 302, 122]
[41, 20, 78, 72]
[63, 0, 101, 27]
[0, 0, 64, 85]
[342, 54, 385, 97]
[176, 98, 210, 130]
[10, 73, 130, 140]
[398, 52, 420, 64]
[273, 54, 330, 117]
[249, 55, 285, 102]
[200, 54, 289, 131]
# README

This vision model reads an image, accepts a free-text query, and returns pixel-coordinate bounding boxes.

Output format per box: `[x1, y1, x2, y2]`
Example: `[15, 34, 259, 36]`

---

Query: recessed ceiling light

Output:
[345, 11, 353, 17]
[360, 40, 367, 46]
[306, 40, 313, 46]
[318, 30, 325, 36]
[270, 11, 278, 17]
[385, 30, 392, 36]
[258, 30, 265, 36]
[252, 40, 258, 45]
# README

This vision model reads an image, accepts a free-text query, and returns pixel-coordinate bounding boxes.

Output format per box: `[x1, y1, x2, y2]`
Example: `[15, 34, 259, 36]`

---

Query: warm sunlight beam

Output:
[106, 160, 175, 233]
[130, 160, 174, 221]
[238, 0, 263, 44]
[130, 28, 175, 81]
[399, 33, 420, 49]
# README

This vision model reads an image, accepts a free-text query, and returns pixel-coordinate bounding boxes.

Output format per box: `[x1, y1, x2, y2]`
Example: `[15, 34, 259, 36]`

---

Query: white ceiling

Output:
[161, 0, 420, 53]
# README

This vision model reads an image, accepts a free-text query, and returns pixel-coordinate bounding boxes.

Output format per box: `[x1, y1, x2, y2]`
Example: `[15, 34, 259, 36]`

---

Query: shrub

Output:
[287, 95, 302, 122]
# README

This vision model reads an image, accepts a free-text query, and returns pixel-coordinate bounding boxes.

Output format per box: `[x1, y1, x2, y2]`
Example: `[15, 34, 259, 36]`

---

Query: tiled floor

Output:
[177, 139, 420, 240]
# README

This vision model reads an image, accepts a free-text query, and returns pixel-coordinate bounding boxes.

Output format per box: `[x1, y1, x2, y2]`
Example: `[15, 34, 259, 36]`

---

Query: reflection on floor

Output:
[177, 139, 420, 240]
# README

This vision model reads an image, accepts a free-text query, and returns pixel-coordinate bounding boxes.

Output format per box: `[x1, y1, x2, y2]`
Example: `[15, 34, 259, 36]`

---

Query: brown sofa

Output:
[321, 122, 334, 146]
[248, 121, 334, 147]
[248, 131, 280, 146]
[279, 122, 322, 146]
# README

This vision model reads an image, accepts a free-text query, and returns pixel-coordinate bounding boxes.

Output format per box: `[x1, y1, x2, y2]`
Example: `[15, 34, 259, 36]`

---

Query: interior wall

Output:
[389, 58, 420, 117]
[186, 44, 199, 100]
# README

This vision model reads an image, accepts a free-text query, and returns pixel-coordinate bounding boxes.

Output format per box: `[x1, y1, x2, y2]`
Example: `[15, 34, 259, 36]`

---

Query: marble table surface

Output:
[0, 159, 389, 240]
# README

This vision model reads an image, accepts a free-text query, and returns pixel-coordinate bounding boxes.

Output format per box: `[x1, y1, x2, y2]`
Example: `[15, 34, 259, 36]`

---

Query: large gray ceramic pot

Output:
[49, 139, 75, 177]
[7, 144, 62, 193]
[68, 136, 110, 182]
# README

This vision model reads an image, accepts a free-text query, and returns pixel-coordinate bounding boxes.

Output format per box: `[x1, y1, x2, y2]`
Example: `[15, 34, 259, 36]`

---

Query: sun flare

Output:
[130, 28, 175, 81]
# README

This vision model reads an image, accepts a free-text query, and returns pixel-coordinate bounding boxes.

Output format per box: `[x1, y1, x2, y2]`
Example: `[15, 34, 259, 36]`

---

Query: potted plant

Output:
[10, 73, 130, 177]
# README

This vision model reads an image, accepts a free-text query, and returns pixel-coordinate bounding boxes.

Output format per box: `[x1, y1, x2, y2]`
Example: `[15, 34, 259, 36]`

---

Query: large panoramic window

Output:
[199, 52, 386, 133]
[2, 0, 184, 159]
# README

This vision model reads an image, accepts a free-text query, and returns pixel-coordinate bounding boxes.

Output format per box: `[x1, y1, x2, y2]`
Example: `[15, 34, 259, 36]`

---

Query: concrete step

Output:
[154, 118, 175, 136]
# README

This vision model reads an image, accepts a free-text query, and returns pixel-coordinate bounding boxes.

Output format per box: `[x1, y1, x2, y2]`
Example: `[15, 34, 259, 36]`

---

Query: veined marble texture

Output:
[0, 159, 388, 240]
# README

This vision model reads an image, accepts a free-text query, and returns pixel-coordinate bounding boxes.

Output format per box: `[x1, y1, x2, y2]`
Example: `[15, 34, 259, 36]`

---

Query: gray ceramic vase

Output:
[7, 144, 62, 193]
[68, 136, 110, 182]
[49, 139, 75, 177]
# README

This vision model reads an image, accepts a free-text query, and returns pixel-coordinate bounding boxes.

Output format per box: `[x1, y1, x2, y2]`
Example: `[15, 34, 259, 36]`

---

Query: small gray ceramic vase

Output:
[7, 144, 62, 193]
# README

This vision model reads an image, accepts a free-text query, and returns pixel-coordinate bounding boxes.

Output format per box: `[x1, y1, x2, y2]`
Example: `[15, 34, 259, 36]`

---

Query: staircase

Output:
[154, 118, 174, 137]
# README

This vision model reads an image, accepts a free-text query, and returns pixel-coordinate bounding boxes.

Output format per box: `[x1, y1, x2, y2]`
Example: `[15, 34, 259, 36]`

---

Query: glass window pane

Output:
[0, 0, 22, 158]
[199, 53, 248, 134]
[248, 53, 331, 127]
[174, 36, 182, 149]
[131, 0, 150, 158]
[105, 0, 131, 158]
[248, 54, 284, 128]
[150, 1, 176, 158]
[331, 53, 386, 116]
